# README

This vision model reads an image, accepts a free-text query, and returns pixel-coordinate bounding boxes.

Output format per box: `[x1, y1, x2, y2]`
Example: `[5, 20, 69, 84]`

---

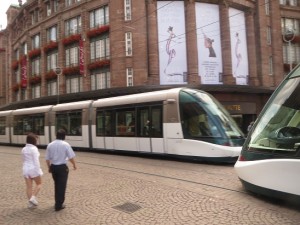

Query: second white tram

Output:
[235, 64, 300, 204]
[0, 88, 245, 163]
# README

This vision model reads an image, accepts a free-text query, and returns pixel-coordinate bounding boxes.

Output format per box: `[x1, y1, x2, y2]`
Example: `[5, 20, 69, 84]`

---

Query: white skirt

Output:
[23, 164, 43, 179]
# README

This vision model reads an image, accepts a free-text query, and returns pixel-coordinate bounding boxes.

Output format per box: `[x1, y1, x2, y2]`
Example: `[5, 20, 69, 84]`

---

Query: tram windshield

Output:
[247, 65, 300, 156]
[179, 89, 244, 146]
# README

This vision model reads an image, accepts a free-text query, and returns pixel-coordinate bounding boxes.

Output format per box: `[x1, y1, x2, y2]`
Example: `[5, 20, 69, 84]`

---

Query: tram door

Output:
[137, 106, 164, 153]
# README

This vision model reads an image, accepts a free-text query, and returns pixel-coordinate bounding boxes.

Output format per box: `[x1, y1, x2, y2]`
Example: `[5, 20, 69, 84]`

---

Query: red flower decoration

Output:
[63, 66, 80, 76]
[62, 34, 81, 46]
[11, 60, 19, 70]
[29, 76, 41, 85]
[87, 25, 110, 38]
[43, 41, 58, 53]
[88, 59, 110, 70]
[45, 70, 58, 81]
[28, 49, 41, 59]
[12, 83, 20, 92]
[292, 35, 300, 44]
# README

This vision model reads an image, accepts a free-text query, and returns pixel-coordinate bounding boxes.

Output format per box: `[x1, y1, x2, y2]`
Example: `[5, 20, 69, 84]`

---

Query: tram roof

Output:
[0, 85, 274, 111]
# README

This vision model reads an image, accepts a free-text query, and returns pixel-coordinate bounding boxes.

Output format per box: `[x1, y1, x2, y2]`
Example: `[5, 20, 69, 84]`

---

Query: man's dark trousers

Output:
[51, 164, 69, 209]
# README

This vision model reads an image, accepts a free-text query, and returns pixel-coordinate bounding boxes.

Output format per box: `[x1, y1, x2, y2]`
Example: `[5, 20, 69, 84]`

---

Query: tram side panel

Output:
[0, 111, 13, 145]
[11, 107, 52, 147]
[163, 99, 184, 155]
[50, 107, 90, 149]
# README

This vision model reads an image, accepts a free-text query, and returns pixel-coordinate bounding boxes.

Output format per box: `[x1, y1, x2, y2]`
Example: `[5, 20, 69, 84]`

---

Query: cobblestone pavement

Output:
[0, 146, 299, 225]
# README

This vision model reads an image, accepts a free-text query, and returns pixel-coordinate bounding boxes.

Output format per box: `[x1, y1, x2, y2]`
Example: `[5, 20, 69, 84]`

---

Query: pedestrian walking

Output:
[22, 133, 43, 209]
[45, 129, 77, 211]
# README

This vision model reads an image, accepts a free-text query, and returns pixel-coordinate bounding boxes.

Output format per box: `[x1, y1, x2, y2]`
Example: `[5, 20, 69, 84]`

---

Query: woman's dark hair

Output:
[26, 133, 38, 145]
[56, 129, 66, 140]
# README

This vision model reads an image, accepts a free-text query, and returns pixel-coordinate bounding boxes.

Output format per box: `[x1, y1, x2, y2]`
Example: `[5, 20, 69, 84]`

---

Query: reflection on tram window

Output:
[56, 111, 82, 136]
[116, 109, 135, 136]
[13, 114, 45, 135]
[0, 118, 6, 135]
[181, 102, 221, 138]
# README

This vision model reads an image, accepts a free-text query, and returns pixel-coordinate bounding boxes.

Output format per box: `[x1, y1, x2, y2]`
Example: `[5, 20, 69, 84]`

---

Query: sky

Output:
[0, 0, 24, 30]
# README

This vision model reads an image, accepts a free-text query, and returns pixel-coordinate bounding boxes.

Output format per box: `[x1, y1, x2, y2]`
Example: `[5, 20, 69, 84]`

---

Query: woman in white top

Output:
[22, 133, 43, 208]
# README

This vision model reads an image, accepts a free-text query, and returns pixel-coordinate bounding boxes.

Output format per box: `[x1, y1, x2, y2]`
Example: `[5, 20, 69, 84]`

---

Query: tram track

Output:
[0, 149, 246, 195]
[78, 159, 248, 194]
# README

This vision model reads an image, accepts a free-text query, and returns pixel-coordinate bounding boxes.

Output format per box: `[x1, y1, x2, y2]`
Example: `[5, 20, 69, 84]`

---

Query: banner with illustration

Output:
[229, 8, 249, 85]
[157, 1, 187, 85]
[196, 3, 223, 84]
[21, 56, 27, 88]
[79, 39, 84, 76]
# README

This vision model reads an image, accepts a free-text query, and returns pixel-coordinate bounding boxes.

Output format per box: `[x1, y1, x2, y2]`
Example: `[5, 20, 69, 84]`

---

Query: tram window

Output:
[137, 106, 162, 138]
[13, 114, 45, 135]
[116, 108, 135, 136]
[180, 102, 224, 139]
[151, 107, 162, 137]
[0, 118, 6, 135]
[56, 111, 82, 136]
[96, 110, 112, 136]
[138, 108, 149, 137]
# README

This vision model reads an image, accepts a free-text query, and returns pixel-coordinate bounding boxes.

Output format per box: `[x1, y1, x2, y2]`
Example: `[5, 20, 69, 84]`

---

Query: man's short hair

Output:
[56, 129, 66, 140]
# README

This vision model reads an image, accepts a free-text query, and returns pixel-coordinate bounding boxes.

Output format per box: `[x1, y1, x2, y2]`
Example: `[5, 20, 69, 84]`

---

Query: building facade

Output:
[0, 0, 299, 133]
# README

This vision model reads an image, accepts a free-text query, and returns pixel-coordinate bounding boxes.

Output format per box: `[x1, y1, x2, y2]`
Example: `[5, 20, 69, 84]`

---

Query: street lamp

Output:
[54, 67, 62, 104]
[282, 28, 295, 72]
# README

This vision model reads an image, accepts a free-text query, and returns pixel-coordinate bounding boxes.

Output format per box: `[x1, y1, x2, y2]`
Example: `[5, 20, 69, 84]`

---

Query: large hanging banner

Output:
[157, 1, 187, 85]
[79, 39, 85, 76]
[229, 8, 249, 85]
[21, 56, 27, 88]
[196, 3, 223, 84]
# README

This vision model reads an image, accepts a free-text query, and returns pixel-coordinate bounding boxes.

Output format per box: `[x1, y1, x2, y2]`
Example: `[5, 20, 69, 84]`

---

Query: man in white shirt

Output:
[45, 129, 77, 211]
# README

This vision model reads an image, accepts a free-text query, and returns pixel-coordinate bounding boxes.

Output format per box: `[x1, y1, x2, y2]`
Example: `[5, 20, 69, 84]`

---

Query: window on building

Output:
[32, 34, 40, 49]
[267, 26, 272, 45]
[65, 0, 72, 7]
[91, 71, 110, 90]
[90, 36, 110, 61]
[32, 85, 41, 98]
[283, 43, 298, 64]
[54, 0, 59, 12]
[281, 18, 299, 34]
[282, 18, 300, 66]
[65, 16, 81, 36]
[269, 56, 273, 75]
[66, 76, 82, 93]
[47, 80, 57, 96]
[47, 2, 51, 16]
[47, 52, 58, 71]
[124, 0, 132, 21]
[14, 49, 19, 60]
[65, 45, 79, 67]
[90, 5, 109, 28]
[31, 58, 40, 76]
[125, 32, 132, 56]
[126, 67, 133, 86]
[21, 43, 27, 55]
[47, 25, 57, 42]
[279, 0, 287, 5]
[265, 0, 270, 15]
[20, 89, 27, 101]
[31, 9, 39, 25]
[289, 0, 298, 6]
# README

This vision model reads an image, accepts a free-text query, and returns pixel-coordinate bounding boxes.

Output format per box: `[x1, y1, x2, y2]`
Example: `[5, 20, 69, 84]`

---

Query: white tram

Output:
[0, 88, 245, 163]
[235, 64, 300, 204]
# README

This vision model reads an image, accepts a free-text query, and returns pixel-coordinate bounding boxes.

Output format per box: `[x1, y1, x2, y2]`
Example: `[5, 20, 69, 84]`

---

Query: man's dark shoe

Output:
[55, 205, 65, 211]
